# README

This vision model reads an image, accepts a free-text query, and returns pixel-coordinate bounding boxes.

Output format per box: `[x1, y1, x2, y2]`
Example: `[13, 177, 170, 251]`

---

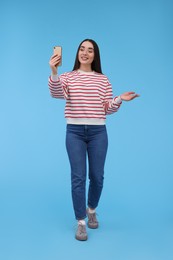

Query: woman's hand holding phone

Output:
[49, 54, 61, 75]
[49, 46, 62, 75]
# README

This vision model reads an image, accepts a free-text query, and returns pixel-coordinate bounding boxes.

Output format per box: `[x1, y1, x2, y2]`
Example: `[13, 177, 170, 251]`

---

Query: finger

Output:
[131, 94, 139, 99]
[51, 55, 61, 61]
[50, 58, 59, 64]
[128, 93, 140, 98]
[51, 54, 59, 59]
[50, 54, 61, 62]
[128, 91, 135, 95]
[51, 57, 61, 65]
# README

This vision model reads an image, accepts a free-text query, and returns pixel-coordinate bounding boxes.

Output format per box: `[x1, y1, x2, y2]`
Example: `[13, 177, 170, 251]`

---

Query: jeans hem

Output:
[76, 215, 87, 221]
[88, 204, 97, 210]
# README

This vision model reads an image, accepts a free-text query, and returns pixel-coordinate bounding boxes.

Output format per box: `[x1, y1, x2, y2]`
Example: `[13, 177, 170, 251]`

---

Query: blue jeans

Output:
[66, 124, 108, 220]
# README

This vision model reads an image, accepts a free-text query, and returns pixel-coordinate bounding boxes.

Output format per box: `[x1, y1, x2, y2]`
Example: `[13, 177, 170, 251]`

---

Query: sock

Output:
[78, 220, 86, 226]
[88, 207, 95, 214]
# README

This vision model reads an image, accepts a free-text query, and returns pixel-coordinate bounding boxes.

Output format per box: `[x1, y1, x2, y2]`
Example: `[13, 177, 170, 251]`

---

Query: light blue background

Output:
[0, 0, 173, 259]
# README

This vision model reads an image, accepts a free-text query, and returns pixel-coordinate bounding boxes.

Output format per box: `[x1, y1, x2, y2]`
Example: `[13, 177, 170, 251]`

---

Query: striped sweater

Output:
[48, 69, 122, 125]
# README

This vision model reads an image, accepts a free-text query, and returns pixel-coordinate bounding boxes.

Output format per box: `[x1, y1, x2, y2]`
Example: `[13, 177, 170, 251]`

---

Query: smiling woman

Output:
[48, 38, 139, 241]
[73, 39, 103, 73]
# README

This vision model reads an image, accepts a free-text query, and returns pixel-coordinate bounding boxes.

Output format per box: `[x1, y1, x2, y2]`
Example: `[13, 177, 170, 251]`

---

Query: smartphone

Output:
[53, 46, 62, 66]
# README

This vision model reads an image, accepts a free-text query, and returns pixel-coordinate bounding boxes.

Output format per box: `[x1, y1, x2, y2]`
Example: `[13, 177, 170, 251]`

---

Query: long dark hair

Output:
[72, 39, 103, 74]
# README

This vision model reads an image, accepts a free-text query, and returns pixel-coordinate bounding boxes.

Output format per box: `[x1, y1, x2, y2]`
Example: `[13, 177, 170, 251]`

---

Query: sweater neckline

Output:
[77, 69, 95, 75]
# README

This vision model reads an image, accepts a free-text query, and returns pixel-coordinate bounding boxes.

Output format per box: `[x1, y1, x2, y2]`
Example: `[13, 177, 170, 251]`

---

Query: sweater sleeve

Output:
[48, 73, 69, 100]
[103, 80, 122, 115]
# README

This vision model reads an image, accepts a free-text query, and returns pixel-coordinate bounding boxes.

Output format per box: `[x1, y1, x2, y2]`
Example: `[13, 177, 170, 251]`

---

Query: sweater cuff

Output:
[51, 74, 59, 81]
[113, 96, 122, 104]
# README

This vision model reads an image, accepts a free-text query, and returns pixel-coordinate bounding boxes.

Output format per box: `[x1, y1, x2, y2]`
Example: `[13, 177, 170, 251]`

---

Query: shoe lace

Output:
[89, 212, 98, 223]
[79, 225, 86, 234]
[73, 223, 86, 234]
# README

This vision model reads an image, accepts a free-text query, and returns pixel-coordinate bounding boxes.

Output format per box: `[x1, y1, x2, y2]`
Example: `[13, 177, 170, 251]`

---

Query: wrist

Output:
[52, 72, 58, 76]
[51, 74, 59, 81]
[51, 67, 58, 75]
[119, 95, 123, 101]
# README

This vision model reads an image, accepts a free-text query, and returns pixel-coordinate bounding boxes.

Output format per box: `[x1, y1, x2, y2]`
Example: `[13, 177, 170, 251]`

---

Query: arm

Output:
[103, 83, 122, 115]
[48, 74, 68, 99]
[104, 84, 139, 115]
[48, 54, 68, 99]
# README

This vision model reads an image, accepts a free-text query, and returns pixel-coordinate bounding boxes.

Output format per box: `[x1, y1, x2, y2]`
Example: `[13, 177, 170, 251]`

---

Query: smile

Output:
[81, 56, 88, 61]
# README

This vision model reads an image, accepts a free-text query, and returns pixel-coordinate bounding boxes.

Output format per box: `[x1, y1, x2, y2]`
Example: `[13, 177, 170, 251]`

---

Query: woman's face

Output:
[78, 41, 94, 67]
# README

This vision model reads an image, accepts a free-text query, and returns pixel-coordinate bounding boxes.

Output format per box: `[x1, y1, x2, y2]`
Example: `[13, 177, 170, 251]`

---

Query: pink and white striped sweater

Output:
[48, 70, 122, 125]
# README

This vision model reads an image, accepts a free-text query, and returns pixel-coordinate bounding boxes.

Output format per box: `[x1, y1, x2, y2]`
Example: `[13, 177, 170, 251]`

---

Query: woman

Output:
[48, 39, 139, 241]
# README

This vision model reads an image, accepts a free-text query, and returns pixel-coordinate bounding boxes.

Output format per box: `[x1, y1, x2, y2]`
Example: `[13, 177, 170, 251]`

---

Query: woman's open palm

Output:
[120, 92, 140, 101]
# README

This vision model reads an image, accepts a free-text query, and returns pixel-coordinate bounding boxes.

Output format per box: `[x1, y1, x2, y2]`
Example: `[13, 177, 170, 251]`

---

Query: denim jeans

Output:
[66, 124, 108, 220]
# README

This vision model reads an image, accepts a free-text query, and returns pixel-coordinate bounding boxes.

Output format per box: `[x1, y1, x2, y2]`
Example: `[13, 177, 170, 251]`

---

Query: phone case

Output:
[53, 46, 62, 66]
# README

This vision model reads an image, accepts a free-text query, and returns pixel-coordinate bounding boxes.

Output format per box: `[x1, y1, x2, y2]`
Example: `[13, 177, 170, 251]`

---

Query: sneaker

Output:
[75, 224, 88, 241]
[86, 208, 99, 229]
